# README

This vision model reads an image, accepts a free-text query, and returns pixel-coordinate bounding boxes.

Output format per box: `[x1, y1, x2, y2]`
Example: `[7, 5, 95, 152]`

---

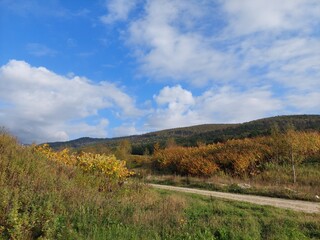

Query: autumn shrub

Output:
[211, 138, 271, 175]
[152, 138, 271, 177]
[77, 152, 133, 181]
[152, 131, 320, 179]
[153, 146, 219, 177]
[35, 144, 133, 184]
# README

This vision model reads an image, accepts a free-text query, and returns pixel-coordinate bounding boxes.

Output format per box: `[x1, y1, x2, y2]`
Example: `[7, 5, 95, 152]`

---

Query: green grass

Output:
[174, 192, 320, 240]
[1, 132, 319, 239]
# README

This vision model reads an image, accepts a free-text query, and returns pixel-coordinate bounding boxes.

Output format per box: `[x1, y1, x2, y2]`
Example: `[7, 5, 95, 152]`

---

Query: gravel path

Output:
[149, 184, 320, 214]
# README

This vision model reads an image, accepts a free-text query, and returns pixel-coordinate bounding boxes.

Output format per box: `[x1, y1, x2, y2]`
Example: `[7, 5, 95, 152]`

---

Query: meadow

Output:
[1, 131, 320, 239]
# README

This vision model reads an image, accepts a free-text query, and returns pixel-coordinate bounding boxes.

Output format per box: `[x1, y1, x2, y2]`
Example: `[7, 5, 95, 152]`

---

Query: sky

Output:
[0, 0, 320, 144]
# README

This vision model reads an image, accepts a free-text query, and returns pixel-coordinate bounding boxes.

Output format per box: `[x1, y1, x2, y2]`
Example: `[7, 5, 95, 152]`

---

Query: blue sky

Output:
[0, 0, 319, 143]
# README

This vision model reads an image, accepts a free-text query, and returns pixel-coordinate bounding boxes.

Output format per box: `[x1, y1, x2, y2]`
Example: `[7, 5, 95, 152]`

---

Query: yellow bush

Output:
[77, 152, 134, 180]
[34, 144, 133, 182]
[154, 146, 219, 177]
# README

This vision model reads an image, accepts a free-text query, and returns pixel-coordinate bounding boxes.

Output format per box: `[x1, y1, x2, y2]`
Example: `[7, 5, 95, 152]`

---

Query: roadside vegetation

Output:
[1, 130, 320, 239]
[126, 126, 320, 201]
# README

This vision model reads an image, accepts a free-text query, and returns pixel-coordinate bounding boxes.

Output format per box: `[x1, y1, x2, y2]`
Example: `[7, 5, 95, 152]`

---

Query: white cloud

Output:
[222, 0, 320, 35]
[263, 38, 320, 90]
[0, 60, 141, 143]
[100, 0, 138, 24]
[221, 0, 320, 92]
[123, 0, 320, 91]
[196, 86, 283, 123]
[287, 92, 320, 113]
[231, 36, 320, 91]
[146, 85, 200, 129]
[146, 85, 283, 131]
[154, 85, 194, 107]
[127, 0, 237, 86]
[113, 124, 140, 137]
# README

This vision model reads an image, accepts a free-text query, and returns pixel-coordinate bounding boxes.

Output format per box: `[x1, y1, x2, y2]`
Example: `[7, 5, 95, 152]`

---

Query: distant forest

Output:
[48, 115, 320, 155]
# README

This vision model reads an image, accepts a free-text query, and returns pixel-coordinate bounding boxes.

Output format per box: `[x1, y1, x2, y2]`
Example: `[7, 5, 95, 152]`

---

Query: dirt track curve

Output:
[149, 184, 320, 214]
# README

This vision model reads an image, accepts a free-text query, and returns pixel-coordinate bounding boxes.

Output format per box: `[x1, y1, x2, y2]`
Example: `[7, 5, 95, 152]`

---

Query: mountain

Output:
[48, 123, 236, 150]
[48, 115, 320, 153]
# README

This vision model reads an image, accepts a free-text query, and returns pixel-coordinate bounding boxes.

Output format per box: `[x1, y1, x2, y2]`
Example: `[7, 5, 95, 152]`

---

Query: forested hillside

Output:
[49, 115, 320, 155]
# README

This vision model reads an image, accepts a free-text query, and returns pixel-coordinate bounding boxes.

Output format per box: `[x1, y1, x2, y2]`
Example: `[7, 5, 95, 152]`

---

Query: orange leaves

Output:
[211, 138, 271, 175]
[153, 138, 271, 177]
[34, 144, 133, 182]
[153, 131, 320, 178]
[154, 146, 219, 177]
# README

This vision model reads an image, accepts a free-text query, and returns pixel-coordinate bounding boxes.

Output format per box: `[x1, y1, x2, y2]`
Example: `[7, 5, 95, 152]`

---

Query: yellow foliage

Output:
[212, 138, 271, 174]
[77, 152, 134, 180]
[153, 138, 271, 176]
[154, 146, 219, 177]
[34, 144, 134, 182]
[153, 131, 320, 177]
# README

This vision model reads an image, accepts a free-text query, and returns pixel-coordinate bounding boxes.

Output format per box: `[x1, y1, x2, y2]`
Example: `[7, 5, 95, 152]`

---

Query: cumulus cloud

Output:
[146, 85, 283, 131]
[0, 60, 141, 143]
[146, 85, 200, 129]
[222, 0, 320, 89]
[123, 0, 320, 91]
[222, 0, 320, 35]
[154, 85, 194, 107]
[127, 0, 237, 86]
[100, 0, 138, 24]
[196, 86, 283, 123]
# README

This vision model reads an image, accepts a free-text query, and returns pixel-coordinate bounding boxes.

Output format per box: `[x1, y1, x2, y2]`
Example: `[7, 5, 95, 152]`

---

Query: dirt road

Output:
[149, 184, 320, 214]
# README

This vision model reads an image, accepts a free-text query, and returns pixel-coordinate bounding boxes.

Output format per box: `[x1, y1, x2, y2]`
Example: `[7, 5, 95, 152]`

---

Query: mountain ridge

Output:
[48, 114, 320, 152]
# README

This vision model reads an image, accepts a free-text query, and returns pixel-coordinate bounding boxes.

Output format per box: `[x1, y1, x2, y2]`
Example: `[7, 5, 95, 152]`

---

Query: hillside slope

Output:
[2, 132, 319, 239]
[48, 115, 320, 152]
